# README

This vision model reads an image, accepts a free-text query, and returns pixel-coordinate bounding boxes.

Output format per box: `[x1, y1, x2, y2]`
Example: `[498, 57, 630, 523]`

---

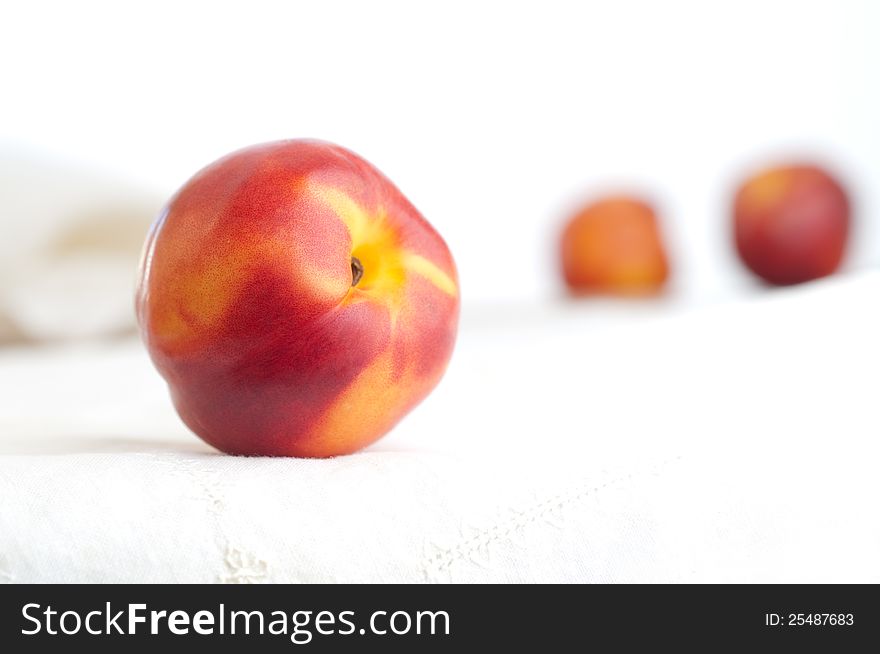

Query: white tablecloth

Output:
[1, 274, 878, 583]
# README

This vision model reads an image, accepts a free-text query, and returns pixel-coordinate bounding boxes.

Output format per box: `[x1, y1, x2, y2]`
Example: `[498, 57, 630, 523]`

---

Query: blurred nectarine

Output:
[560, 196, 670, 295]
[733, 163, 850, 285]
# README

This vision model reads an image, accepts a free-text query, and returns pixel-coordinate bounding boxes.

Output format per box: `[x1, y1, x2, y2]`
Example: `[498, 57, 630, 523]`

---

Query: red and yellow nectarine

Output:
[560, 196, 670, 295]
[137, 140, 459, 457]
[733, 163, 850, 285]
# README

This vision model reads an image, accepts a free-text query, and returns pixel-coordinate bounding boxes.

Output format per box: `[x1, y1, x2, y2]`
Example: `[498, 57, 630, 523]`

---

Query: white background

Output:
[2, 0, 878, 304]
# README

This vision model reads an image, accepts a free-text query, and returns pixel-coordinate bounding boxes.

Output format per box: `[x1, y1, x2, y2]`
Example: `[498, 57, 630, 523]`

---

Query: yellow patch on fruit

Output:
[149, 238, 346, 348]
[739, 169, 792, 214]
[307, 183, 457, 298]
[308, 184, 372, 243]
[299, 346, 440, 457]
[401, 253, 457, 296]
[149, 245, 254, 341]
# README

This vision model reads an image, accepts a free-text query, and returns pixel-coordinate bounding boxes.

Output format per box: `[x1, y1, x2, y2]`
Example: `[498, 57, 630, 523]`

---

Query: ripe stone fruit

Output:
[137, 140, 459, 457]
[560, 196, 670, 295]
[733, 163, 850, 285]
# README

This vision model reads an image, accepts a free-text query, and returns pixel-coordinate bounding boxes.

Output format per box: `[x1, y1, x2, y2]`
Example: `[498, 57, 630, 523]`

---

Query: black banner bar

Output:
[1, 584, 876, 651]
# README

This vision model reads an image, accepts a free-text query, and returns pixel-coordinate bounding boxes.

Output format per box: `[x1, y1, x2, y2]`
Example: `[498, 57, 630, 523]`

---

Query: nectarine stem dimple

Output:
[351, 257, 364, 287]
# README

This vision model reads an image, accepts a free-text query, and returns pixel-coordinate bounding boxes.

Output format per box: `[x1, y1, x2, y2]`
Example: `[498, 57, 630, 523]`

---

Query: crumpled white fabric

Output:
[0, 149, 160, 343]
[1, 273, 878, 583]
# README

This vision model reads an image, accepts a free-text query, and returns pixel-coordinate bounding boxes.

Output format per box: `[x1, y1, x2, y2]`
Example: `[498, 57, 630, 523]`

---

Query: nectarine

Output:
[733, 163, 850, 285]
[560, 196, 670, 295]
[137, 140, 459, 457]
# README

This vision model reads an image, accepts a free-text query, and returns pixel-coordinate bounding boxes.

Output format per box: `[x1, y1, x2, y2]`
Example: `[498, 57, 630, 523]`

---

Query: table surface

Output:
[1, 273, 878, 583]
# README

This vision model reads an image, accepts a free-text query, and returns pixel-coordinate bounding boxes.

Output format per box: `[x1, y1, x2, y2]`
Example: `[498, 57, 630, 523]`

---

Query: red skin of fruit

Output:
[559, 196, 670, 295]
[136, 140, 459, 457]
[733, 164, 850, 285]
